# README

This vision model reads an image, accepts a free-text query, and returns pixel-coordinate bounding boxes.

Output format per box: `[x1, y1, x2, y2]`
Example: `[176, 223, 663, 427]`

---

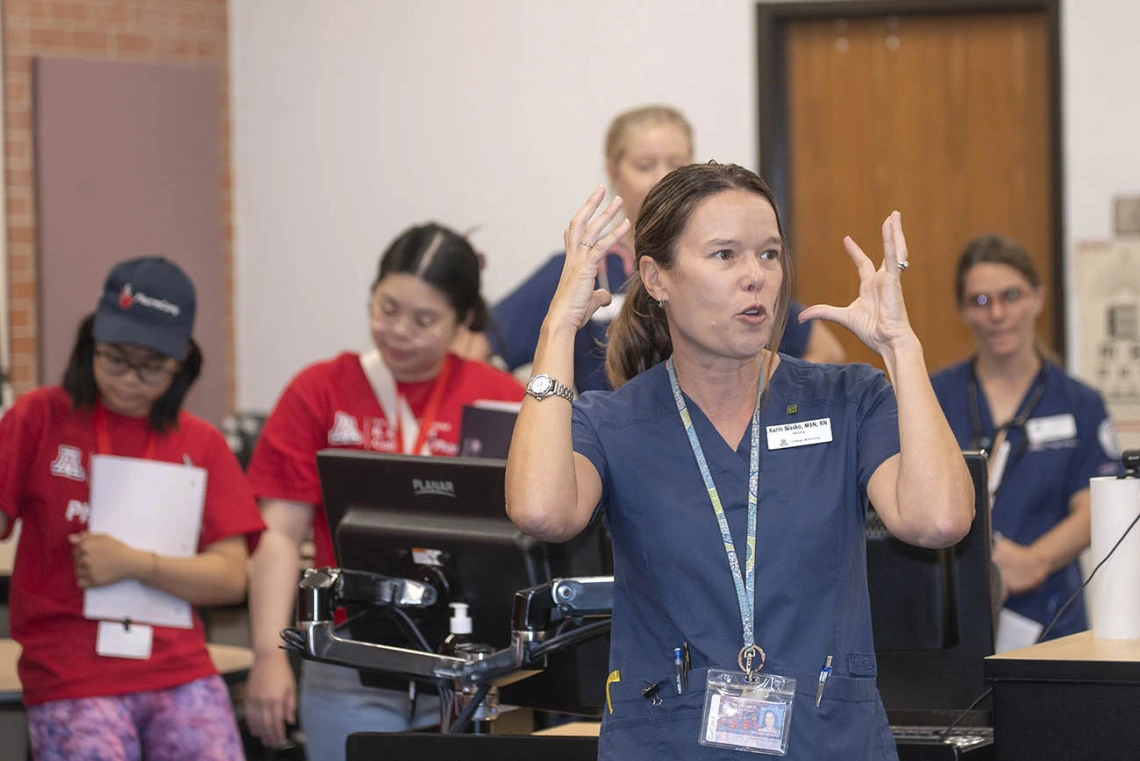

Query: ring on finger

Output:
[579, 240, 596, 249]
[897, 260, 909, 273]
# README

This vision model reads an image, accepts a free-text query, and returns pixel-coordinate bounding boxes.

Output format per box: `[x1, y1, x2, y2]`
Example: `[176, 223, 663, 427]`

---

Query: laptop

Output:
[458, 400, 520, 459]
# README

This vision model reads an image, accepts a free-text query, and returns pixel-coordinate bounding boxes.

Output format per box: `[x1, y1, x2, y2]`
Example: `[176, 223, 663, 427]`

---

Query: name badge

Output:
[590, 293, 626, 323]
[1026, 414, 1077, 446]
[96, 620, 153, 660]
[766, 418, 833, 450]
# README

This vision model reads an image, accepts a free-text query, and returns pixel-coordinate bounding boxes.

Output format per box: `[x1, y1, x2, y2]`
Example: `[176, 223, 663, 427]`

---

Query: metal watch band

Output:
[526, 374, 575, 403]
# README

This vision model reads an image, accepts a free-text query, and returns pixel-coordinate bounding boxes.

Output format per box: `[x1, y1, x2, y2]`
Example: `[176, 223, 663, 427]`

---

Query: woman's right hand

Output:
[546, 186, 631, 331]
[245, 650, 297, 749]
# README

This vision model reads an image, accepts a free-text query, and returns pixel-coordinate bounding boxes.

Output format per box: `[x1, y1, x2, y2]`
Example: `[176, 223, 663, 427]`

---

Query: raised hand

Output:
[798, 211, 915, 356]
[547, 186, 632, 331]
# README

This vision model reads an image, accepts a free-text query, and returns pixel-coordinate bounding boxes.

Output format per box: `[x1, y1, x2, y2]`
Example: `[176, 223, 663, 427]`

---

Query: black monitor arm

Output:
[284, 569, 613, 690]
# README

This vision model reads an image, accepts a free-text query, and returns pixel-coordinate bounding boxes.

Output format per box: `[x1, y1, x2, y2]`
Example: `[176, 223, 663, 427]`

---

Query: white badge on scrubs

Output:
[1026, 414, 1077, 446]
[766, 418, 832, 451]
[96, 620, 153, 660]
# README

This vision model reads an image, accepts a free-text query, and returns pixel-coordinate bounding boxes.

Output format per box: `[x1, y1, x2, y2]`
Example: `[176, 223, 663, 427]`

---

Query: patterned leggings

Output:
[25, 675, 242, 761]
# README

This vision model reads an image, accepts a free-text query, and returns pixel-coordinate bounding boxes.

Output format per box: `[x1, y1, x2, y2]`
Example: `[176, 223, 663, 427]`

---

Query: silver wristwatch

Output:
[525, 373, 575, 403]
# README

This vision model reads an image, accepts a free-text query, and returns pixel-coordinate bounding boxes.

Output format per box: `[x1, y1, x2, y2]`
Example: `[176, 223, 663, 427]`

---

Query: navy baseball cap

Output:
[93, 257, 197, 360]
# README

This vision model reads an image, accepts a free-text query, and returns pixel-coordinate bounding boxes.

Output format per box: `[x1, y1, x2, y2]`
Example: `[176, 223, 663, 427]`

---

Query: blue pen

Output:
[815, 655, 833, 707]
[673, 648, 684, 694]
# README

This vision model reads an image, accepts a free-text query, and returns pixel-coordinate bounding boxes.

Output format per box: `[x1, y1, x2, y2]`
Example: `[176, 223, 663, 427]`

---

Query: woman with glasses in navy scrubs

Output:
[931, 234, 1122, 648]
[506, 163, 974, 760]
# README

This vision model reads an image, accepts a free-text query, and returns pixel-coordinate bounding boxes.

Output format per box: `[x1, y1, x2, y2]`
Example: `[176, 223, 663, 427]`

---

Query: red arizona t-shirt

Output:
[0, 387, 265, 706]
[246, 352, 524, 569]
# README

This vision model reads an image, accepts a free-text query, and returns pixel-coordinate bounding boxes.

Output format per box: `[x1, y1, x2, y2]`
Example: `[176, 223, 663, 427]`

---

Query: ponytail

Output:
[468, 294, 490, 332]
[605, 275, 673, 389]
[470, 294, 510, 359]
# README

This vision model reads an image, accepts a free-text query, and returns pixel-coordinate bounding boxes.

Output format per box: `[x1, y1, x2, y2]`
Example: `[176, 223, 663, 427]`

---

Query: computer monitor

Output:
[318, 449, 612, 715]
[458, 401, 520, 459]
[868, 451, 994, 727]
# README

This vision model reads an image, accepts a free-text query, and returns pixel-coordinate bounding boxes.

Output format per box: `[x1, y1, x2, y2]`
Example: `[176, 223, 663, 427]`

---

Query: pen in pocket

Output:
[815, 655, 833, 707]
[673, 647, 684, 694]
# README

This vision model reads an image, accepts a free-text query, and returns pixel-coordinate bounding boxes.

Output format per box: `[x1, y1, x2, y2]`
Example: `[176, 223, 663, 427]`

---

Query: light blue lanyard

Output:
[666, 357, 764, 675]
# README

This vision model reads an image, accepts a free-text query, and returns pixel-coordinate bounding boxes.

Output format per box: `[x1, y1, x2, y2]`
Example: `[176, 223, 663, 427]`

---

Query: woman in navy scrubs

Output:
[460, 105, 845, 390]
[931, 234, 1122, 646]
[506, 163, 974, 760]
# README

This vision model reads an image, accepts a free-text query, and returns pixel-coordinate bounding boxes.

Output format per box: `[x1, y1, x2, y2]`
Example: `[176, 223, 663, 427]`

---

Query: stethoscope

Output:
[967, 355, 1050, 507]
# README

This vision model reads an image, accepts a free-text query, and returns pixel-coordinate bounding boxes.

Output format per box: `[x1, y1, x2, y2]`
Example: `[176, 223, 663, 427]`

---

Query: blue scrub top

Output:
[931, 359, 1123, 637]
[490, 252, 814, 392]
[573, 357, 901, 761]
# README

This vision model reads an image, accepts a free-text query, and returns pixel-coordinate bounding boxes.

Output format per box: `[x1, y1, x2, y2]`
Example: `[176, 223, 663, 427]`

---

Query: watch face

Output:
[530, 375, 553, 395]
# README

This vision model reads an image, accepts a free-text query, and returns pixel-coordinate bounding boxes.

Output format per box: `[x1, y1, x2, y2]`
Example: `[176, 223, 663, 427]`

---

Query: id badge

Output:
[700, 668, 796, 756]
[96, 620, 153, 660]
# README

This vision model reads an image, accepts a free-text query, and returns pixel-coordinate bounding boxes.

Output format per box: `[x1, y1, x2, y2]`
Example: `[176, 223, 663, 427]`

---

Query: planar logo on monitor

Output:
[412, 478, 455, 498]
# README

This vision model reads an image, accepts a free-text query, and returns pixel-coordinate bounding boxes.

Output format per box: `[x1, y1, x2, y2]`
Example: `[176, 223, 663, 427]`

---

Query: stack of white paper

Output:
[83, 455, 206, 629]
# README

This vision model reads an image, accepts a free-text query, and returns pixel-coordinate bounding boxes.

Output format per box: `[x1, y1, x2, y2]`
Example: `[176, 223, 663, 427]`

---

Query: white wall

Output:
[231, 0, 1140, 411]
[231, 0, 760, 409]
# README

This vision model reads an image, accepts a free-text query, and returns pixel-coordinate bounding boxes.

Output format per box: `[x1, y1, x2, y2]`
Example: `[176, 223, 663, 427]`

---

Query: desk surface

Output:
[0, 639, 253, 701]
[987, 630, 1140, 663]
[985, 630, 1140, 683]
[533, 722, 601, 737]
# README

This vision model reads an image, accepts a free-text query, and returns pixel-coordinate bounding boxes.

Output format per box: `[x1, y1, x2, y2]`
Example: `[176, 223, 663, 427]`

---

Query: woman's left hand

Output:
[70, 532, 147, 588]
[992, 536, 1050, 596]
[798, 211, 916, 356]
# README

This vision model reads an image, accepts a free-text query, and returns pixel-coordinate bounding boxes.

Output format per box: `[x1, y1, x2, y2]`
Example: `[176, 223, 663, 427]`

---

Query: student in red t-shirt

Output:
[0, 257, 265, 761]
[245, 223, 524, 758]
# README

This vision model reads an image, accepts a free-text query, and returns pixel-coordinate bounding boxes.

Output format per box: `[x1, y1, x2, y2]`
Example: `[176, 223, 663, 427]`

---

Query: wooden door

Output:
[781, 11, 1054, 372]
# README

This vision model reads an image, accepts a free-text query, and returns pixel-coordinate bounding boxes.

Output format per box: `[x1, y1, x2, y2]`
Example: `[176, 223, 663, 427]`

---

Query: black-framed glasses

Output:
[965, 287, 1025, 310]
[94, 349, 176, 386]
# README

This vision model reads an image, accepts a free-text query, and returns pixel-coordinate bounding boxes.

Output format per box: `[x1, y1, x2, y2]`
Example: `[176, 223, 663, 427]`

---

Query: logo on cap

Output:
[117, 282, 181, 317]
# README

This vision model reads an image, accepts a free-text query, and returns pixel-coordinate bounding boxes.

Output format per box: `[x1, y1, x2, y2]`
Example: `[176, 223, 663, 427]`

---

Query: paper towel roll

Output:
[1090, 476, 1140, 640]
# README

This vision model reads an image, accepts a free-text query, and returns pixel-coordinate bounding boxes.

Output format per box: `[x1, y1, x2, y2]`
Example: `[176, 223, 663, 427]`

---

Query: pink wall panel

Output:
[34, 57, 225, 425]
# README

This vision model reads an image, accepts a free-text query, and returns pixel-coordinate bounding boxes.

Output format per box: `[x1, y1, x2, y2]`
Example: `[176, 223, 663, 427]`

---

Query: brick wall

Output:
[2, 0, 232, 408]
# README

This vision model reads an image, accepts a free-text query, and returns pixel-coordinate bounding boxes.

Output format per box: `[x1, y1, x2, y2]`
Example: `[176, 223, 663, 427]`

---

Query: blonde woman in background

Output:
[457, 105, 845, 387]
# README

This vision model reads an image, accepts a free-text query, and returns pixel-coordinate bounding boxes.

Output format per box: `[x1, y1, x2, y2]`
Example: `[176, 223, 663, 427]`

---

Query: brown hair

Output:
[955, 233, 1057, 362]
[605, 162, 795, 388]
[604, 105, 694, 165]
[954, 234, 1041, 306]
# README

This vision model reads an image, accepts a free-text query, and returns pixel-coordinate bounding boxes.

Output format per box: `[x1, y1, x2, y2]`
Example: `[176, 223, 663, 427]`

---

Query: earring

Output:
[657, 298, 666, 309]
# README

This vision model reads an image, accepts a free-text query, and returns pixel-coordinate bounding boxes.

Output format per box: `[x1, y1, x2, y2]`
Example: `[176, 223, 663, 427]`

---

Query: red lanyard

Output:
[393, 358, 454, 456]
[93, 403, 157, 460]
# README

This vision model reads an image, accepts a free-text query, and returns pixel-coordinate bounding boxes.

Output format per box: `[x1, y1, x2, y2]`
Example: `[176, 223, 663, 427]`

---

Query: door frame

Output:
[756, 0, 1065, 356]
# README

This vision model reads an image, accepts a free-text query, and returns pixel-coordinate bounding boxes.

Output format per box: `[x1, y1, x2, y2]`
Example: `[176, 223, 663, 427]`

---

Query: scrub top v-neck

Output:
[573, 356, 902, 760]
